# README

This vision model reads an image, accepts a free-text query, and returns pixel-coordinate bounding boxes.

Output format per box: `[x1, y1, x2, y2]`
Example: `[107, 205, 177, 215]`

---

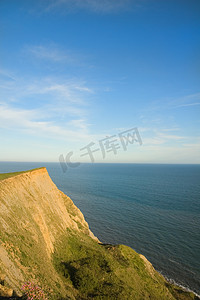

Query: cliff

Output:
[0, 168, 198, 299]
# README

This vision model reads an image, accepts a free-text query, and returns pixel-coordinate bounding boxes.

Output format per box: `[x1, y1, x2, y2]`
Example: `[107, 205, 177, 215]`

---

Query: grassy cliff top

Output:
[0, 167, 45, 181]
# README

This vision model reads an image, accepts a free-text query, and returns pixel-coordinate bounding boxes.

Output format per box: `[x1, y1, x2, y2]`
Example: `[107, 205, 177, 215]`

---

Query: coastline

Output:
[0, 162, 200, 295]
[162, 273, 200, 299]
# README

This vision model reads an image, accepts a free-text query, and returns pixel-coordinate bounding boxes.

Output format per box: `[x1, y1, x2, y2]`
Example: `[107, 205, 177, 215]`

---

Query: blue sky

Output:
[0, 0, 200, 163]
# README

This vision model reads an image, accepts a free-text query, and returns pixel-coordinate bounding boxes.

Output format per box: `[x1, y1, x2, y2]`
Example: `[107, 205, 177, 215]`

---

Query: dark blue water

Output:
[0, 162, 200, 295]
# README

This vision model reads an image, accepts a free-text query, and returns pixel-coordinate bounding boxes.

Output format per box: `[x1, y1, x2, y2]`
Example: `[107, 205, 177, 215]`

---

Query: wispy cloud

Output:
[176, 102, 200, 108]
[139, 129, 200, 163]
[45, 0, 134, 13]
[26, 44, 78, 64]
[0, 103, 92, 141]
[25, 80, 93, 105]
[0, 70, 95, 141]
[138, 144, 200, 164]
[156, 132, 185, 140]
[141, 127, 186, 146]
[183, 142, 200, 147]
[141, 92, 200, 113]
[161, 128, 180, 132]
[0, 73, 93, 105]
[0, 68, 16, 83]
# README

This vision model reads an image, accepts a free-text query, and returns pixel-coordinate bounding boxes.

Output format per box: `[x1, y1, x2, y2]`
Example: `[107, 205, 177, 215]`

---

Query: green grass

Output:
[53, 230, 197, 300]
[0, 167, 45, 181]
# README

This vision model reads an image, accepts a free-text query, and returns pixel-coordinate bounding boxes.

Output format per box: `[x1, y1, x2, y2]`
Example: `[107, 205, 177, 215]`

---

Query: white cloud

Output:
[75, 86, 93, 93]
[161, 128, 180, 132]
[143, 137, 165, 145]
[138, 144, 200, 164]
[156, 133, 185, 140]
[26, 44, 78, 65]
[45, 0, 133, 13]
[167, 93, 200, 110]
[67, 119, 90, 130]
[0, 103, 92, 141]
[141, 92, 200, 113]
[26, 82, 88, 104]
[176, 102, 200, 108]
[0, 68, 16, 82]
[141, 128, 186, 146]
[0, 70, 95, 142]
[0, 72, 93, 106]
[183, 143, 200, 147]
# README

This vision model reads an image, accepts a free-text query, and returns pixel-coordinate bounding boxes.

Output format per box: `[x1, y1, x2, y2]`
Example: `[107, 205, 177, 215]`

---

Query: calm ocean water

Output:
[0, 162, 200, 295]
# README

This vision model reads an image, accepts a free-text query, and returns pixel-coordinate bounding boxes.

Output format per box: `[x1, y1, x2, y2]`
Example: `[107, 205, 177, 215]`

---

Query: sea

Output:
[0, 162, 200, 295]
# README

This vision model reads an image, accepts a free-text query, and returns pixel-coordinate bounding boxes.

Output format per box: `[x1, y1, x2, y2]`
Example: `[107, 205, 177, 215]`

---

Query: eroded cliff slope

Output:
[0, 168, 97, 298]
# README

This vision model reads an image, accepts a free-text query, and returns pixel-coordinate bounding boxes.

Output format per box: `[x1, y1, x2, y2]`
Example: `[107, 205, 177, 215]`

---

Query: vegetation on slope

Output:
[53, 229, 198, 300]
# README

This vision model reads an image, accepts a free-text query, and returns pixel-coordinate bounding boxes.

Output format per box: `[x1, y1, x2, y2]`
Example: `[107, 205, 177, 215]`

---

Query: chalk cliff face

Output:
[0, 168, 198, 299]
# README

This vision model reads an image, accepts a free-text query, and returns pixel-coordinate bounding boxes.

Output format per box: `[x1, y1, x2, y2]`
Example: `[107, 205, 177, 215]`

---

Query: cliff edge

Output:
[0, 168, 198, 299]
